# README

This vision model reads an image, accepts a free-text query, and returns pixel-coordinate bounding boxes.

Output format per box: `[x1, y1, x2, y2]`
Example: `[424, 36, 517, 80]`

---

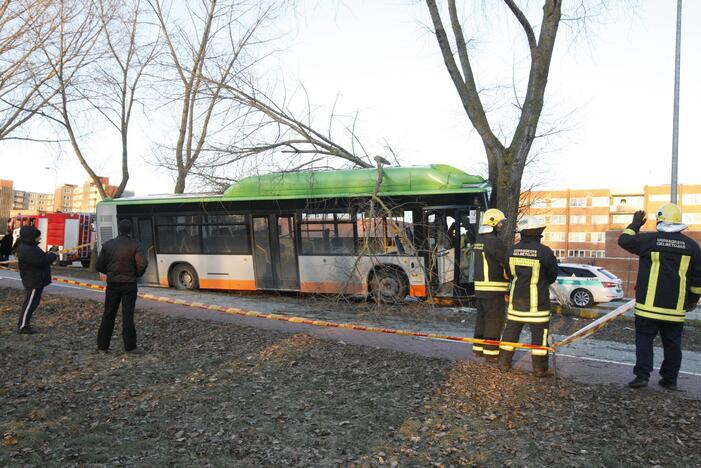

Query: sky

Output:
[2, 0, 700, 196]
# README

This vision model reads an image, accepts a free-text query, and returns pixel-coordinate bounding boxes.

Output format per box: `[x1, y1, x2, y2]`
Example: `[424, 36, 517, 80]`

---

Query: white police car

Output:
[550, 263, 624, 308]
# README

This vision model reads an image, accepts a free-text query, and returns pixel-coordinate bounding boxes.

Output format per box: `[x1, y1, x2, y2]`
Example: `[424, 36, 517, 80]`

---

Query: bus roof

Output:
[100, 164, 488, 205]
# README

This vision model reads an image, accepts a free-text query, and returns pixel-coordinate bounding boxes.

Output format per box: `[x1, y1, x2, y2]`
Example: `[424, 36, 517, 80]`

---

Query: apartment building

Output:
[6, 177, 124, 216]
[524, 184, 701, 259]
[0, 179, 13, 221]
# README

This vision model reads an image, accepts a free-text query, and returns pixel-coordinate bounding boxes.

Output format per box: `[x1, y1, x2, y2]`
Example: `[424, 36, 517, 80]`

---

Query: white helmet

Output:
[516, 215, 546, 233]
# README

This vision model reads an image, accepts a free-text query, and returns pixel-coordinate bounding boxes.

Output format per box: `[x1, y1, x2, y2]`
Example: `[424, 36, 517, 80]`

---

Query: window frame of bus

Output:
[298, 212, 357, 256]
[154, 213, 251, 255]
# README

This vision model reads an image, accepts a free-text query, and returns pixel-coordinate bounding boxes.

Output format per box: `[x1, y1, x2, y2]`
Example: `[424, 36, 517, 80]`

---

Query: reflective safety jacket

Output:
[473, 232, 509, 298]
[506, 236, 558, 323]
[618, 224, 701, 323]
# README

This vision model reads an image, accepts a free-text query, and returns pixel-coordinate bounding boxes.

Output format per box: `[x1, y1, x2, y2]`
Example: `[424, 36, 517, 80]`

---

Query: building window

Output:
[550, 215, 566, 225]
[570, 215, 586, 224]
[553, 249, 566, 259]
[570, 198, 587, 208]
[682, 194, 701, 205]
[682, 213, 701, 225]
[534, 215, 547, 225]
[649, 194, 670, 202]
[591, 250, 605, 258]
[590, 232, 605, 243]
[568, 232, 587, 242]
[531, 199, 547, 208]
[591, 214, 608, 225]
[549, 232, 565, 242]
[612, 214, 632, 225]
[568, 250, 586, 258]
[551, 198, 566, 208]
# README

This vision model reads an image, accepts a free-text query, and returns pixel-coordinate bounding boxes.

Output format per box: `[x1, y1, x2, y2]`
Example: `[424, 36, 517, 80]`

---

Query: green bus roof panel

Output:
[100, 165, 488, 206]
[223, 165, 486, 200]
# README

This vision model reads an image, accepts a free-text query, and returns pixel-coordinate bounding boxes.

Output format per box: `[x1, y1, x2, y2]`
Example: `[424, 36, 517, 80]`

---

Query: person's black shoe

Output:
[627, 376, 649, 389]
[17, 327, 36, 335]
[533, 369, 551, 378]
[659, 378, 678, 391]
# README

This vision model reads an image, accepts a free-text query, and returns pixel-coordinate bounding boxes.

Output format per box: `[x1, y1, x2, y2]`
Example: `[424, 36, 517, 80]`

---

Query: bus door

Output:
[252, 215, 300, 290]
[136, 218, 159, 285]
[425, 209, 455, 295]
[456, 208, 479, 296]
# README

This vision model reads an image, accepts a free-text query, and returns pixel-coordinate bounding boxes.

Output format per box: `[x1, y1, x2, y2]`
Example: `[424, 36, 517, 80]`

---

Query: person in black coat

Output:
[0, 229, 13, 261]
[96, 219, 148, 353]
[15, 226, 57, 334]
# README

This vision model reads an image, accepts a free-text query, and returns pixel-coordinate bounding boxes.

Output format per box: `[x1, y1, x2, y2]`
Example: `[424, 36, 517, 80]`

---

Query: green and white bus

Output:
[95, 164, 490, 301]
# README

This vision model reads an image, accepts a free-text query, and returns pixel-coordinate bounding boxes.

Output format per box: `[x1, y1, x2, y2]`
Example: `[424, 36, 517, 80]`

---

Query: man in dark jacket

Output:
[472, 209, 510, 361]
[15, 226, 57, 334]
[498, 216, 558, 377]
[96, 219, 148, 352]
[619, 205, 701, 390]
[0, 229, 13, 261]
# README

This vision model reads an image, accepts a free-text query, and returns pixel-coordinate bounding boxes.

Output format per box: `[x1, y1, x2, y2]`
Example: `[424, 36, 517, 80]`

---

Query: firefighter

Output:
[471, 208, 509, 361]
[619, 205, 701, 390]
[498, 216, 558, 377]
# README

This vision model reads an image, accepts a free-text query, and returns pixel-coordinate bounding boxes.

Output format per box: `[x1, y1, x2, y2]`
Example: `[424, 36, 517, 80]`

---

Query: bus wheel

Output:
[370, 268, 408, 304]
[171, 264, 199, 290]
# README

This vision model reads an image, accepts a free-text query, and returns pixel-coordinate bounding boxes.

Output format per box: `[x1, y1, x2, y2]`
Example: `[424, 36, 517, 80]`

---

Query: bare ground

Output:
[1, 288, 700, 467]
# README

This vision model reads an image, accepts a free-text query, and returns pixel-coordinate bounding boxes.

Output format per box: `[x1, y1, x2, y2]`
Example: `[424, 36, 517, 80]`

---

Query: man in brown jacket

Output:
[96, 219, 148, 352]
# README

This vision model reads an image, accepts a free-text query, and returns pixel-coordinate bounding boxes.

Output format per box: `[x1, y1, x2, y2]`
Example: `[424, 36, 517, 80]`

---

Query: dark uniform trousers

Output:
[498, 319, 550, 371]
[473, 296, 507, 356]
[97, 282, 138, 351]
[634, 315, 684, 383]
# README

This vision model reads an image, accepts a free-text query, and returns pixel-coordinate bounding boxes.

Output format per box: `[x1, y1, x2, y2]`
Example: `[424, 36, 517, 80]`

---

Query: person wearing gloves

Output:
[619, 204, 701, 391]
[471, 209, 510, 361]
[498, 216, 558, 377]
[15, 225, 58, 334]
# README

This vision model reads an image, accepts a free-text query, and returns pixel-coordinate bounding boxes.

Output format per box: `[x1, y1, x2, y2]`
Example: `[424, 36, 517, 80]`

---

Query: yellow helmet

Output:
[481, 208, 506, 227]
[656, 203, 682, 224]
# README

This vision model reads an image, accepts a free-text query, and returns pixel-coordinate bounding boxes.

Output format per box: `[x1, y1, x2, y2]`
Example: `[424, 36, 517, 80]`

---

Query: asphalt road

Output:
[1, 270, 700, 399]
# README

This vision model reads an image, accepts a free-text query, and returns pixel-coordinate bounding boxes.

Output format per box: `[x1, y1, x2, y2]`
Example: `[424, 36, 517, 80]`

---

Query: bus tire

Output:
[369, 267, 409, 304]
[170, 263, 199, 290]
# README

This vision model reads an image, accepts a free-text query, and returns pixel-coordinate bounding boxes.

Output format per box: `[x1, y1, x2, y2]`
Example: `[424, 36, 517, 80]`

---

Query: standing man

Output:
[96, 219, 148, 353]
[15, 226, 57, 334]
[619, 205, 701, 390]
[0, 228, 13, 261]
[472, 209, 509, 361]
[498, 216, 558, 377]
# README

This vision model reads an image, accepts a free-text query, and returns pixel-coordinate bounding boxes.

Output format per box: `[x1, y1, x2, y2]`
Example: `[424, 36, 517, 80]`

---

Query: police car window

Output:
[557, 267, 571, 276]
[570, 268, 597, 278]
[598, 268, 617, 280]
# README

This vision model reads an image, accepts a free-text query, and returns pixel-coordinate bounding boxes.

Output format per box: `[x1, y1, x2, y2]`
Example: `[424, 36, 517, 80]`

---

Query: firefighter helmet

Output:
[481, 209, 506, 227]
[515, 215, 546, 233]
[656, 203, 682, 224]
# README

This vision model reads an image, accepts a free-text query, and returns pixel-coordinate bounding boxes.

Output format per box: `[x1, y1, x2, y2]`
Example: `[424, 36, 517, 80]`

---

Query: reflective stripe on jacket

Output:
[618, 224, 701, 323]
[506, 236, 558, 323]
[473, 232, 509, 297]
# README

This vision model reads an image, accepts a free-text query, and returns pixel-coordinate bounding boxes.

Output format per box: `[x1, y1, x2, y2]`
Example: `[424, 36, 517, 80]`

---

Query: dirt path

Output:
[1, 289, 700, 466]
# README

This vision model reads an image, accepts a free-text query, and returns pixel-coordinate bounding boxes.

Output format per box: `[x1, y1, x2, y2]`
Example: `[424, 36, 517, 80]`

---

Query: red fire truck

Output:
[10, 212, 95, 267]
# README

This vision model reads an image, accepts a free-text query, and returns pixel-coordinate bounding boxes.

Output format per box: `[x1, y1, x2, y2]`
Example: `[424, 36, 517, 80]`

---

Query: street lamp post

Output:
[671, 0, 682, 204]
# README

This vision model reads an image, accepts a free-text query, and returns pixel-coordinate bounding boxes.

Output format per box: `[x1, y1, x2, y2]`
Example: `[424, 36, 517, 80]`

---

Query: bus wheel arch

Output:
[368, 265, 409, 304]
[169, 262, 200, 290]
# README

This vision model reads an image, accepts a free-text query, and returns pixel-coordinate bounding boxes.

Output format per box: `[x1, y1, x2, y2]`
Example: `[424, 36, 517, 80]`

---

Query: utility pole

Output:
[671, 0, 682, 204]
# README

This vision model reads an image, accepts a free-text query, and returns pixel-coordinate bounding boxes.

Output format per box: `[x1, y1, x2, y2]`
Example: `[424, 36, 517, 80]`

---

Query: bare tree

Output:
[425, 0, 563, 239]
[36, 0, 157, 199]
[148, 0, 285, 193]
[0, 0, 59, 141]
[185, 82, 382, 190]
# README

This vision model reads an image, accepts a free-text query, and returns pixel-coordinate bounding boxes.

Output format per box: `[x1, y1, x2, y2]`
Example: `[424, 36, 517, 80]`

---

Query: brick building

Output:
[0, 179, 13, 222]
[524, 185, 701, 297]
[524, 184, 701, 260]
